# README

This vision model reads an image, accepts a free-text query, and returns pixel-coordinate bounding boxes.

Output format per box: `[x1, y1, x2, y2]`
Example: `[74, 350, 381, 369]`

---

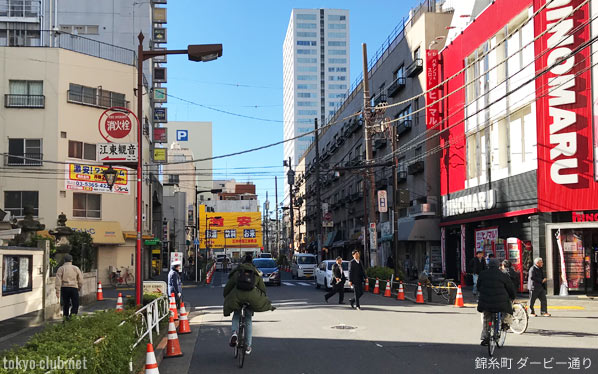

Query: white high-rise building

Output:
[283, 8, 350, 168]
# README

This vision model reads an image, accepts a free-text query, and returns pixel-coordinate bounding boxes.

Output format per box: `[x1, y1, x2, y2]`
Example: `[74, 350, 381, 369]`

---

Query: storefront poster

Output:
[475, 227, 498, 257]
[65, 164, 130, 194]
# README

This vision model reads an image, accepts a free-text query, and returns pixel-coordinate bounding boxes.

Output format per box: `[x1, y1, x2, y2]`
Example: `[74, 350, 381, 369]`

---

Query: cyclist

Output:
[477, 258, 516, 346]
[224, 253, 275, 355]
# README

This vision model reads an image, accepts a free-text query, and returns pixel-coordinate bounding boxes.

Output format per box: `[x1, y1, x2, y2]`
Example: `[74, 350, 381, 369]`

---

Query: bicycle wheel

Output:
[510, 303, 528, 334]
[126, 273, 134, 285]
[497, 322, 507, 348]
[109, 274, 117, 288]
[238, 315, 246, 368]
[487, 317, 497, 357]
[441, 280, 456, 302]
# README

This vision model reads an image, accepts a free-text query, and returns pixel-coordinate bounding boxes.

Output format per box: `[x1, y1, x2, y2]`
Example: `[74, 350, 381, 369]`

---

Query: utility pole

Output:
[391, 124, 398, 270]
[286, 157, 295, 255]
[362, 43, 378, 267]
[275, 176, 279, 256]
[265, 191, 269, 252]
[314, 118, 323, 263]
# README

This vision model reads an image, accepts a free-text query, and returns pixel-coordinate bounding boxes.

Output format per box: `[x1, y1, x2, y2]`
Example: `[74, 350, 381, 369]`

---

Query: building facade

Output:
[439, 0, 598, 295]
[0, 46, 154, 285]
[299, 1, 452, 273]
[283, 8, 350, 169]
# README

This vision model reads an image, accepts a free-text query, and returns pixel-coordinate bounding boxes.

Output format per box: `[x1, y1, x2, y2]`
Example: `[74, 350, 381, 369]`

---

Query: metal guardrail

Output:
[131, 295, 170, 349]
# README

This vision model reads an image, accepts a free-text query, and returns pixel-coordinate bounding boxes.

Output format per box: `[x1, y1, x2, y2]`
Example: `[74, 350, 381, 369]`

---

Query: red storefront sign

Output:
[534, 0, 598, 211]
[425, 49, 440, 130]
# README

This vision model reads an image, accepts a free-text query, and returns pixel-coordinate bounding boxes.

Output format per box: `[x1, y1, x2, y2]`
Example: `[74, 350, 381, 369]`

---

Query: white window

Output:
[73, 193, 101, 218]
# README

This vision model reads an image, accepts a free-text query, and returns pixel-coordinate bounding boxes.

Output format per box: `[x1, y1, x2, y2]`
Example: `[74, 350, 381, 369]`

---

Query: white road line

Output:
[282, 282, 295, 286]
[298, 282, 312, 287]
[221, 284, 226, 288]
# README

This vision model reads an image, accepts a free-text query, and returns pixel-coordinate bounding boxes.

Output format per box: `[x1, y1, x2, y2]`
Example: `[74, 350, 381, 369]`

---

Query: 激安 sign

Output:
[97, 143, 138, 163]
[65, 163, 130, 194]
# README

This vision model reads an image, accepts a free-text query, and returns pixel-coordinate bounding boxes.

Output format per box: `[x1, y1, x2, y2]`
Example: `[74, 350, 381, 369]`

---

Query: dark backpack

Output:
[236, 268, 255, 291]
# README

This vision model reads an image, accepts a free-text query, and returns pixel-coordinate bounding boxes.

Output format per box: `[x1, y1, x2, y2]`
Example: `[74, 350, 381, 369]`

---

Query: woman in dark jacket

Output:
[477, 259, 516, 345]
[224, 254, 275, 355]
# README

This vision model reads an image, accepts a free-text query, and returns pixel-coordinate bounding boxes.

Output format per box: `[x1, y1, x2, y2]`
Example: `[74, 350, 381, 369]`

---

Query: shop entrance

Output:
[547, 225, 598, 296]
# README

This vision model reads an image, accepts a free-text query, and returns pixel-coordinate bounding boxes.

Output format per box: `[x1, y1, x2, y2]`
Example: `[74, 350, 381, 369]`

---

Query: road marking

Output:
[463, 303, 585, 310]
[221, 284, 226, 288]
[298, 282, 312, 287]
[282, 282, 295, 286]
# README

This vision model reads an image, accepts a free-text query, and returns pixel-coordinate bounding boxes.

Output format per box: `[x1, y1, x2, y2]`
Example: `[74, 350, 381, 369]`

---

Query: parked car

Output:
[215, 255, 232, 271]
[315, 260, 351, 290]
[258, 253, 272, 259]
[291, 253, 317, 279]
[252, 258, 281, 286]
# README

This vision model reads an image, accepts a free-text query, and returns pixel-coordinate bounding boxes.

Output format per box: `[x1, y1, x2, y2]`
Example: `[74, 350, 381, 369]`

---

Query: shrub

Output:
[366, 266, 406, 289]
[0, 310, 139, 374]
[125, 292, 164, 309]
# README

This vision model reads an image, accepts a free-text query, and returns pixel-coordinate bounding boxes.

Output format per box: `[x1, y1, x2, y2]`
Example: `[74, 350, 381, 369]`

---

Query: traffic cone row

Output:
[144, 343, 160, 374]
[454, 285, 464, 308]
[169, 293, 179, 320]
[364, 279, 370, 292]
[206, 263, 216, 284]
[164, 316, 183, 358]
[373, 278, 380, 295]
[383, 279, 391, 297]
[115, 293, 124, 311]
[415, 283, 425, 304]
[178, 302, 191, 334]
[396, 281, 405, 300]
[96, 281, 104, 301]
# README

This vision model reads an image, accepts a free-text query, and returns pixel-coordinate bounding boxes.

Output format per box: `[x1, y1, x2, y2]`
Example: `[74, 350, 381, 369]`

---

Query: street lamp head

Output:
[102, 165, 118, 190]
[187, 44, 223, 62]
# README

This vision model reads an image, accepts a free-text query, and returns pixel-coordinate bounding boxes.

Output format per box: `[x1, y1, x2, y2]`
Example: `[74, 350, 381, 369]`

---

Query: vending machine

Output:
[506, 237, 533, 292]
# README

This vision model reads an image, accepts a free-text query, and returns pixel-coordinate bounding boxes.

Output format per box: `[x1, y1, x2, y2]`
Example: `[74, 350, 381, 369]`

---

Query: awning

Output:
[324, 231, 337, 247]
[68, 220, 125, 245]
[397, 218, 440, 241]
[123, 231, 154, 240]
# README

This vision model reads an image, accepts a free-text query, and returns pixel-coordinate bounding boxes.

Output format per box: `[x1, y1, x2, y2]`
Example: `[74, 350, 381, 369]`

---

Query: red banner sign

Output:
[534, 0, 598, 211]
[425, 49, 440, 130]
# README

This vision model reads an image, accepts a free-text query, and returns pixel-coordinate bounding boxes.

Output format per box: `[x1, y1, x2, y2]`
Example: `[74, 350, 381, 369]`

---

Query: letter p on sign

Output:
[176, 130, 188, 141]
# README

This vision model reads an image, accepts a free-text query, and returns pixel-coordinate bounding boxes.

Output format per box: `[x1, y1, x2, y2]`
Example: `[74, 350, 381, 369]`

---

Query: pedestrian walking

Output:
[168, 260, 183, 309]
[528, 258, 551, 317]
[501, 260, 520, 294]
[469, 251, 487, 296]
[348, 250, 367, 310]
[325, 257, 346, 304]
[55, 254, 83, 321]
[386, 255, 395, 270]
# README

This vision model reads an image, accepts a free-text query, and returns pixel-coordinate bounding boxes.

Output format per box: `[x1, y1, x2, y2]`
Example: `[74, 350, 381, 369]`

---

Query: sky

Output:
[166, 0, 422, 215]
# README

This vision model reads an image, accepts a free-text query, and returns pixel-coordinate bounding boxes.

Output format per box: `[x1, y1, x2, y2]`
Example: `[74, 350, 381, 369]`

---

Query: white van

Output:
[291, 253, 317, 279]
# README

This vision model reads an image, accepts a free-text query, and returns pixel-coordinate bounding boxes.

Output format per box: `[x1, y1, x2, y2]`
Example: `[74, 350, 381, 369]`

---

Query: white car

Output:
[315, 260, 351, 290]
[291, 253, 317, 279]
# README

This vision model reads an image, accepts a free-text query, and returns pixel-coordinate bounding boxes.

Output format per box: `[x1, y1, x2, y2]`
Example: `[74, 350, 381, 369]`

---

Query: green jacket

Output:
[223, 263, 273, 316]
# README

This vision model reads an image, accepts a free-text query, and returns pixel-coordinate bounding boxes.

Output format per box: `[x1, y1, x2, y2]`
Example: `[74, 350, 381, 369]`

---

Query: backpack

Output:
[236, 268, 256, 291]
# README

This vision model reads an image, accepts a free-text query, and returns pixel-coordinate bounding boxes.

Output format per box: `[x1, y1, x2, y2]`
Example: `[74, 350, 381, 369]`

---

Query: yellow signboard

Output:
[153, 148, 167, 163]
[65, 164, 130, 194]
[199, 210, 262, 249]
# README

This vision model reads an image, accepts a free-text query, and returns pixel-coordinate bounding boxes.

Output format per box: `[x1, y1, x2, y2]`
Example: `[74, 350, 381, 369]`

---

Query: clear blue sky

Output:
[166, 0, 422, 213]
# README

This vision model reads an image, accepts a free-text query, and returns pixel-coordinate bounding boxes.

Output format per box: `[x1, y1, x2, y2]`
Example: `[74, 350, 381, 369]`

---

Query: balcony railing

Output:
[408, 203, 437, 217]
[373, 93, 387, 107]
[406, 58, 423, 77]
[4, 152, 43, 166]
[5, 94, 45, 108]
[396, 119, 412, 135]
[387, 77, 406, 97]
[374, 138, 387, 149]
[67, 90, 129, 109]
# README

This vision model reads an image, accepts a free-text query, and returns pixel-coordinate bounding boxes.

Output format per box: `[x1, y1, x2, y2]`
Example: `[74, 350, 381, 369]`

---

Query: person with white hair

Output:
[528, 257, 550, 317]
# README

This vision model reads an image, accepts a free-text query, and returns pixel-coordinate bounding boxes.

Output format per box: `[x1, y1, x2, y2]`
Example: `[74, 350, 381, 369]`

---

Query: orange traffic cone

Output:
[169, 293, 179, 320]
[206, 270, 212, 284]
[384, 279, 391, 297]
[96, 281, 104, 301]
[415, 283, 425, 304]
[397, 282, 405, 300]
[454, 285, 464, 308]
[178, 302, 191, 334]
[364, 279, 370, 292]
[373, 278, 380, 294]
[115, 293, 124, 311]
[144, 343, 160, 374]
[164, 316, 183, 358]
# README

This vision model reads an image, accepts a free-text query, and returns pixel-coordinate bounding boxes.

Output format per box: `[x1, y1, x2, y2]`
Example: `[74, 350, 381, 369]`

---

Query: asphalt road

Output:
[160, 270, 598, 374]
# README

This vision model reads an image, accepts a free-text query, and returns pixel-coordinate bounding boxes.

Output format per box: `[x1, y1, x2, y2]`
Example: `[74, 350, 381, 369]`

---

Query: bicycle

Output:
[485, 312, 507, 356]
[109, 267, 134, 287]
[414, 272, 457, 302]
[233, 303, 251, 368]
[510, 302, 529, 334]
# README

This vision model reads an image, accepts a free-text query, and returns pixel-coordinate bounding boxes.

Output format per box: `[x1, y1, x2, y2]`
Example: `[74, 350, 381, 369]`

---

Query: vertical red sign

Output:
[534, 0, 598, 211]
[425, 49, 440, 130]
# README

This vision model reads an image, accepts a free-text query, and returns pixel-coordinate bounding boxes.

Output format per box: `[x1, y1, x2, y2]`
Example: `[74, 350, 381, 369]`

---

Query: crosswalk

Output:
[218, 281, 314, 287]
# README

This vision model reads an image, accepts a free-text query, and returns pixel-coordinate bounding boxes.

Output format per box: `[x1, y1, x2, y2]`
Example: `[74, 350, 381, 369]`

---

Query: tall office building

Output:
[283, 8, 350, 168]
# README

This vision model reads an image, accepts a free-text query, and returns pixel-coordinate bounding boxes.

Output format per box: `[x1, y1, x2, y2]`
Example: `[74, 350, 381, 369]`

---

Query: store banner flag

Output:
[555, 229, 569, 295]
[425, 49, 440, 130]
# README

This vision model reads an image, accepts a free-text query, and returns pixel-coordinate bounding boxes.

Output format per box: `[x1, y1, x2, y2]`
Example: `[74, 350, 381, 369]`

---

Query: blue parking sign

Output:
[176, 130, 188, 141]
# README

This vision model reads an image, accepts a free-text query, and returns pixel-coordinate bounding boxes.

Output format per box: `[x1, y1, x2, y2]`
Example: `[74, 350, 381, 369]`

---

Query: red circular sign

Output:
[324, 212, 332, 221]
[104, 112, 132, 139]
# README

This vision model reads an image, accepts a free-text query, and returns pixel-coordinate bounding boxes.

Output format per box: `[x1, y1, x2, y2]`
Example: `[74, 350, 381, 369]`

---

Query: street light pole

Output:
[135, 32, 222, 305]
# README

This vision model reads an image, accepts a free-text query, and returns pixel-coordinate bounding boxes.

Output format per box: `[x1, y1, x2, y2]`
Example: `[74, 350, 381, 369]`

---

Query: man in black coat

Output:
[528, 257, 550, 317]
[477, 258, 516, 345]
[325, 257, 346, 304]
[348, 250, 367, 310]
[469, 251, 488, 296]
